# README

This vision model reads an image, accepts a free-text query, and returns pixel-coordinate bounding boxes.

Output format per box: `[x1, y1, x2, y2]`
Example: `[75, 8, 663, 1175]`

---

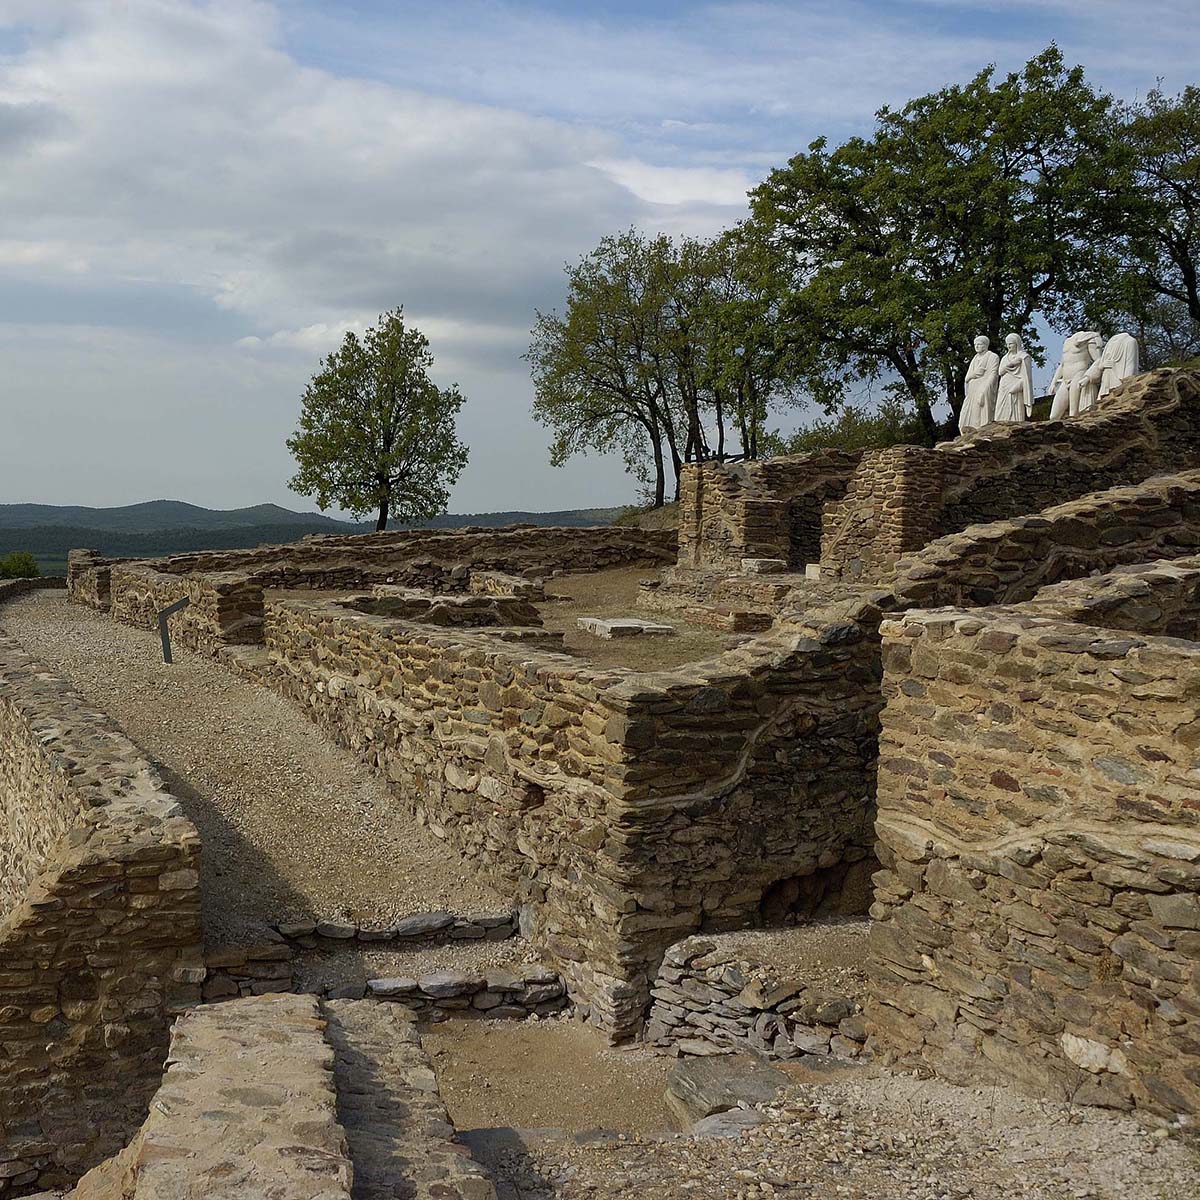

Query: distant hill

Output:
[0, 500, 628, 576]
[0, 500, 353, 533]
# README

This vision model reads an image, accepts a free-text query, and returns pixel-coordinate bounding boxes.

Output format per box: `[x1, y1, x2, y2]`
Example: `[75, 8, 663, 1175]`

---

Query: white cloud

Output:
[0, 0, 1196, 513]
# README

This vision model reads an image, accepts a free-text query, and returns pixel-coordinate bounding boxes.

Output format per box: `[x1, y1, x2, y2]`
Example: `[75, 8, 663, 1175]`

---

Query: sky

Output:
[1, 1, 1198, 515]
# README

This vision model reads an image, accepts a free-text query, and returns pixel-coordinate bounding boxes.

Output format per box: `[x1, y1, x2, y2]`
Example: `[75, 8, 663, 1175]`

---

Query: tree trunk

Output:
[376, 491, 390, 531]
[651, 434, 666, 508]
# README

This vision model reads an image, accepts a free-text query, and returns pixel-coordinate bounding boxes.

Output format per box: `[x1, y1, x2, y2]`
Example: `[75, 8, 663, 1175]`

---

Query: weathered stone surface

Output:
[576, 617, 676, 639]
[664, 1055, 790, 1127]
[0, 629, 202, 1192]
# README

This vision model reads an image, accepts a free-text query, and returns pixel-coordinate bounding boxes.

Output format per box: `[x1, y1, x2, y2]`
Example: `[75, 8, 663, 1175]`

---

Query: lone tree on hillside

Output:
[287, 309, 468, 531]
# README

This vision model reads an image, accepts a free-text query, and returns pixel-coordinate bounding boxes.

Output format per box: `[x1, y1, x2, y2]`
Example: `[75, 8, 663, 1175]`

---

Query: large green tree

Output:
[528, 229, 795, 506]
[1096, 86, 1200, 362]
[288, 309, 468, 530]
[527, 231, 683, 508]
[749, 46, 1132, 441]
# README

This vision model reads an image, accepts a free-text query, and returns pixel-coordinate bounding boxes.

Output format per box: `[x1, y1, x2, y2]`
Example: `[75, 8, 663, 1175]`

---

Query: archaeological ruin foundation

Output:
[0, 366, 1198, 1194]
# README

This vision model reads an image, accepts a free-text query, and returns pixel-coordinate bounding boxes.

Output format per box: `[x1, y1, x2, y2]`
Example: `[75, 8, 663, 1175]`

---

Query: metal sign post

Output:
[157, 596, 191, 664]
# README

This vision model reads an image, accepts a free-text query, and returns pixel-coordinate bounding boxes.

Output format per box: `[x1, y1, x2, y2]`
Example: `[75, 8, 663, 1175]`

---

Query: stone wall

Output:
[820, 367, 1200, 581]
[108, 564, 264, 651]
[868, 596, 1200, 1118]
[261, 593, 882, 1040]
[645, 932, 867, 1061]
[886, 470, 1200, 611]
[1018, 554, 1200, 638]
[677, 450, 863, 571]
[66, 550, 124, 612]
[0, 636, 203, 1194]
[70, 994, 354, 1200]
[128, 525, 675, 589]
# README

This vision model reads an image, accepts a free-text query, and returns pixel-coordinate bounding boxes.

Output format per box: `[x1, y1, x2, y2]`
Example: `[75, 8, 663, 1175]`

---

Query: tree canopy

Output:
[528, 46, 1199, 482]
[527, 229, 795, 506]
[748, 46, 1132, 441]
[288, 309, 468, 531]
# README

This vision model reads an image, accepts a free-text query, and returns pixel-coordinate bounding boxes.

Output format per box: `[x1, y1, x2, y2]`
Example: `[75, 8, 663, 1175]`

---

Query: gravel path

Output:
[484, 1067, 1199, 1200]
[1, 591, 505, 943]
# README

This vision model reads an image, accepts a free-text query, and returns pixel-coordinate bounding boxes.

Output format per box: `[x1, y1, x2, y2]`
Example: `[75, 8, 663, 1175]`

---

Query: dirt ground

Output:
[424, 1017, 675, 1135]
[712, 918, 872, 992]
[462, 1057, 1199, 1200]
[538, 565, 736, 671]
[0, 591, 506, 942]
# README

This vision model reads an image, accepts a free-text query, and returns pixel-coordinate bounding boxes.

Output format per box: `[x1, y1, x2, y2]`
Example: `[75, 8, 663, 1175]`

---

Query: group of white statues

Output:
[959, 330, 1141, 434]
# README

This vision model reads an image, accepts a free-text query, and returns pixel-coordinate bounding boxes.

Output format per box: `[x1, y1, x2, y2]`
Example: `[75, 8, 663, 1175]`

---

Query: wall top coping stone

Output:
[0, 634, 198, 917]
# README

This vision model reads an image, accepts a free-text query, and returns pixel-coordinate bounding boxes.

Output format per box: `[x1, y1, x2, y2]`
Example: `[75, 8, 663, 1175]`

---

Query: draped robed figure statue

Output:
[994, 333, 1035, 422]
[958, 335, 1000, 434]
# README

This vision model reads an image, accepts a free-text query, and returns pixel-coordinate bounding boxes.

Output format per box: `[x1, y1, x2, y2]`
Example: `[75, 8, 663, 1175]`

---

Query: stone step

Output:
[322, 998, 497, 1200]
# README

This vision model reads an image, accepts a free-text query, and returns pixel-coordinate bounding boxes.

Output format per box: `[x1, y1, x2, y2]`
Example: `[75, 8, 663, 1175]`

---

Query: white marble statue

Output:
[1048, 331, 1104, 420]
[959, 335, 1000, 433]
[1086, 332, 1141, 400]
[994, 333, 1034, 423]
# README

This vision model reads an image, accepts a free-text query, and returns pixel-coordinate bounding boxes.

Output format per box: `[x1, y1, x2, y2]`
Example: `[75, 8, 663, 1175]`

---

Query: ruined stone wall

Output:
[1018, 554, 1200, 638]
[820, 367, 1200, 581]
[70, 994, 354, 1200]
[0, 636, 203, 1194]
[868, 601, 1200, 1118]
[645, 933, 867, 1061]
[109, 564, 264, 651]
[140, 524, 676, 587]
[886, 471, 1200, 611]
[261, 594, 882, 1039]
[66, 550, 125, 612]
[677, 450, 863, 571]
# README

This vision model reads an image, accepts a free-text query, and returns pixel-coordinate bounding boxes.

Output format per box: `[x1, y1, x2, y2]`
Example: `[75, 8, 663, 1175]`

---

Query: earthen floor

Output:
[0, 590, 506, 943]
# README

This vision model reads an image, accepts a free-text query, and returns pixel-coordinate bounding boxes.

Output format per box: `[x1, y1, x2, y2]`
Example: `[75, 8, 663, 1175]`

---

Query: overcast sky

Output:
[2, 1, 1197, 515]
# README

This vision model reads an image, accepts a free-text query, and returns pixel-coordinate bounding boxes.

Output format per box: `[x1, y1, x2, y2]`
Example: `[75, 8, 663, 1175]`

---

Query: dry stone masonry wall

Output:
[260, 592, 882, 1040]
[868, 594, 1200, 1118]
[820, 368, 1200, 582]
[645, 934, 867, 1062]
[0, 633, 202, 1194]
[677, 450, 863, 571]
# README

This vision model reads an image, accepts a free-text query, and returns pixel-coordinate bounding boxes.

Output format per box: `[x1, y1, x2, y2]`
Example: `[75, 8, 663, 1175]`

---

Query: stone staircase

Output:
[322, 999, 497, 1200]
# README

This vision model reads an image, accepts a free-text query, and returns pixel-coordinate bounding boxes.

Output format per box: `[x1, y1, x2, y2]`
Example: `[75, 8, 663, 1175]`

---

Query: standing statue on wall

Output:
[959, 336, 1000, 433]
[994, 333, 1035, 423]
[1086, 332, 1142, 400]
[1048, 330, 1104, 419]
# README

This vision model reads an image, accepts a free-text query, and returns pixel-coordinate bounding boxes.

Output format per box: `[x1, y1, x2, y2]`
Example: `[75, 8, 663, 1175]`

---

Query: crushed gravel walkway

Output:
[1, 591, 505, 943]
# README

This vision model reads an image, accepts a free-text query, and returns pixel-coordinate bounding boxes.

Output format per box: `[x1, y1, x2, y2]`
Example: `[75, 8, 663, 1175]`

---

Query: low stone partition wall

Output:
[366, 963, 569, 1018]
[645, 930, 867, 1061]
[821, 367, 1200, 582]
[109, 563, 264, 651]
[0, 577, 66, 609]
[0, 636, 203, 1194]
[868, 603, 1200, 1118]
[886, 470, 1200, 610]
[261, 592, 882, 1040]
[1019, 554, 1200, 638]
[202, 942, 293, 1002]
[66, 550, 125, 611]
[275, 908, 518, 946]
[70, 994, 354, 1200]
[130, 525, 676, 591]
[678, 449, 863, 571]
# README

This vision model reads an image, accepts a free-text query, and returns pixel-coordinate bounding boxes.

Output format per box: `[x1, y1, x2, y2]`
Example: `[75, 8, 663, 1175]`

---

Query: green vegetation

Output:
[288, 308, 469, 531]
[527, 228, 794, 507]
[530, 46, 1200, 483]
[0, 551, 40, 579]
[765, 399, 925, 457]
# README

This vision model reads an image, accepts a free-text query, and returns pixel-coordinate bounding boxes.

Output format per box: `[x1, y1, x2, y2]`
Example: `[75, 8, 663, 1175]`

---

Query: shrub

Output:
[764, 396, 924, 456]
[0, 552, 41, 579]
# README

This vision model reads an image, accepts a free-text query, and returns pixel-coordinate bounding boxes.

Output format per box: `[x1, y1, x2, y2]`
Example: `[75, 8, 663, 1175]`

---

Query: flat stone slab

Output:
[691, 1108, 769, 1137]
[740, 558, 789, 575]
[665, 1053, 790, 1127]
[576, 617, 676, 639]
